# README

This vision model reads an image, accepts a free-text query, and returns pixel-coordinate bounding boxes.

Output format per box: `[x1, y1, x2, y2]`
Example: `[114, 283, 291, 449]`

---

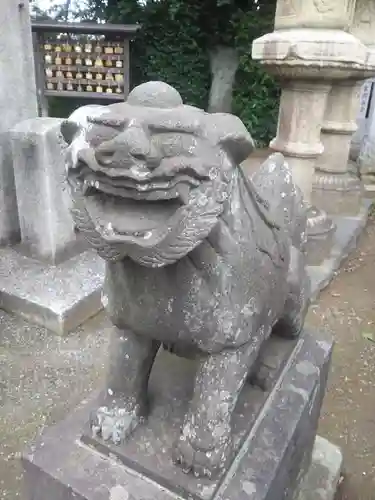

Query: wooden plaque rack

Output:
[31, 21, 139, 115]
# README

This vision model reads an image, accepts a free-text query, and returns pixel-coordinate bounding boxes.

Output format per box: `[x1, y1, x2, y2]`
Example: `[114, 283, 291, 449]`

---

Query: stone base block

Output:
[0, 247, 104, 334]
[362, 175, 375, 191]
[306, 205, 335, 237]
[312, 173, 363, 218]
[306, 198, 372, 300]
[295, 436, 343, 500]
[22, 328, 333, 500]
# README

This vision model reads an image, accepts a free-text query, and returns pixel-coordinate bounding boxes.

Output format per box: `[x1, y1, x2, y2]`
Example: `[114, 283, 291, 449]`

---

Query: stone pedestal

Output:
[316, 80, 361, 177]
[313, 79, 363, 216]
[269, 80, 330, 205]
[0, 0, 38, 244]
[22, 328, 337, 500]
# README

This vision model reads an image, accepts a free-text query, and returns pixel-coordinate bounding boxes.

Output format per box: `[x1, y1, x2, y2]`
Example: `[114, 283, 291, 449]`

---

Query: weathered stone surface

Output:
[0, 0, 38, 244]
[358, 106, 375, 175]
[22, 328, 333, 500]
[59, 81, 311, 478]
[315, 80, 362, 176]
[295, 436, 343, 500]
[10, 117, 80, 264]
[270, 81, 331, 204]
[252, 30, 367, 79]
[350, 0, 375, 49]
[350, 78, 374, 162]
[275, 0, 356, 31]
[312, 174, 362, 217]
[0, 247, 104, 334]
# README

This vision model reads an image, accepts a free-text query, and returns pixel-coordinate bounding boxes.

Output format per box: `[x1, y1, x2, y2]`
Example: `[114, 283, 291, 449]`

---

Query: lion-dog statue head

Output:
[61, 81, 255, 268]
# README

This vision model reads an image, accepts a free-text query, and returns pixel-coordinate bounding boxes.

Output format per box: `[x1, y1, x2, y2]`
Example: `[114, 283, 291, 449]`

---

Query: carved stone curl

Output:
[61, 81, 311, 479]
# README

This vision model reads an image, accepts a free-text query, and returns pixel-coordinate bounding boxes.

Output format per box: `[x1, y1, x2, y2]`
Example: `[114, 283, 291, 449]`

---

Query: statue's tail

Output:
[248, 153, 308, 251]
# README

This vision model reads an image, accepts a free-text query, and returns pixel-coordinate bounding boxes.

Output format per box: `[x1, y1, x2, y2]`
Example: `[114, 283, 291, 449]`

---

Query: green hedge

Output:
[50, 0, 280, 146]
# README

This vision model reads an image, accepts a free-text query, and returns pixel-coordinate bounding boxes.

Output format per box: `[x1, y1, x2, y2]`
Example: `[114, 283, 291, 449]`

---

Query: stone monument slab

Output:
[10, 117, 80, 264]
[22, 328, 333, 500]
[0, 0, 38, 244]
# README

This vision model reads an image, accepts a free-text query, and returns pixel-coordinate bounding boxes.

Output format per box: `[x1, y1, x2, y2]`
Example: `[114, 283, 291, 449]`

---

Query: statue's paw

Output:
[172, 434, 232, 479]
[90, 406, 141, 444]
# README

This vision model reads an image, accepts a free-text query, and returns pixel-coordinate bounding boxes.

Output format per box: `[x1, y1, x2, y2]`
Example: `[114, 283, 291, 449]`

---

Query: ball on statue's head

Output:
[127, 81, 183, 109]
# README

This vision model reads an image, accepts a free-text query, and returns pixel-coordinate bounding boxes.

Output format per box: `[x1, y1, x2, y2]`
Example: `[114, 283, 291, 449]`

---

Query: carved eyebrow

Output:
[147, 118, 202, 136]
[87, 114, 204, 135]
[88, 115, 130, 129]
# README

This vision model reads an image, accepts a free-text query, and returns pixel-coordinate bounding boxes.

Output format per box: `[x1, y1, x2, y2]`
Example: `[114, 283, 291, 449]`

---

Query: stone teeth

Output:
[177, 184, 190, 204]
[82, 180, 90, 194]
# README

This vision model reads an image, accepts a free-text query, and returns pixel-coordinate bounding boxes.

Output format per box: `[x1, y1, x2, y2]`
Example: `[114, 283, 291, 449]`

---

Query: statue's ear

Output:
[207, 113, 255, 164]
[60, 104, 106, 145]
[60, 120, 81, 145]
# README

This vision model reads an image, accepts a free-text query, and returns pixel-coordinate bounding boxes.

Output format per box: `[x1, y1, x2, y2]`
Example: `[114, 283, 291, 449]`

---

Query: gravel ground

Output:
[0, 312, 110, 499]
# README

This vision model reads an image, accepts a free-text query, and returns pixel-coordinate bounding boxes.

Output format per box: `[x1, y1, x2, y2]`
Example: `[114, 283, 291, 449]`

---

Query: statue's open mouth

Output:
[68, 158, 206, 247]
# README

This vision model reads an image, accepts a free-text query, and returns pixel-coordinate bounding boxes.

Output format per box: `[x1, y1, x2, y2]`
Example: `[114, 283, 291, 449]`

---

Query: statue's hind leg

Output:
[90, 327, 160, 444]
[173, 341, 261, 478]
[250, 248, 310, 392]
[274, 246, 310, 338]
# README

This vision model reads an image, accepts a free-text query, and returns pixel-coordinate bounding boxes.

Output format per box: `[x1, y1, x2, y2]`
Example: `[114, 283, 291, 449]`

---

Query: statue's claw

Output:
[172, 433, 232, 479]
[90, 406, 142, 444]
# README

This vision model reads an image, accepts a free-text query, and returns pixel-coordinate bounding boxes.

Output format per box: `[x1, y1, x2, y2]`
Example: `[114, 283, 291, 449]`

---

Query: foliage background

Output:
[32, 0, 280, 146]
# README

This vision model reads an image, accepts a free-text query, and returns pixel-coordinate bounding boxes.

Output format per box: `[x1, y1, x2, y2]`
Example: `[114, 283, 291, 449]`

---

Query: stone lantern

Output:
[252, 0, 367, 235]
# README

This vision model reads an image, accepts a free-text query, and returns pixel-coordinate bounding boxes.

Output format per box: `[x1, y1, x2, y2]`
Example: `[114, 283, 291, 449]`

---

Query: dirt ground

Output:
[1, 210, 375, 499]
[308, 214, 375, 500]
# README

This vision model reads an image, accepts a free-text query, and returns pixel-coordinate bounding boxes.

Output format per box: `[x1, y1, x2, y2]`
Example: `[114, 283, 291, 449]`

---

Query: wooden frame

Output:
[31, 21, 139, 116]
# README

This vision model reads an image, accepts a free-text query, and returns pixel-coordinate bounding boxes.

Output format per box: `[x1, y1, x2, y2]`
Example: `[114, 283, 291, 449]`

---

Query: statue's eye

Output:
[86, 125, 119, 148]
[153, 133, 199, 158]
[157, 134, 184, 157]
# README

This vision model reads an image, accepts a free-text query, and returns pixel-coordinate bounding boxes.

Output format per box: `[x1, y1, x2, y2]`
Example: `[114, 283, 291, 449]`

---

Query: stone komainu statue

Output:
[61, 82, 310, 479]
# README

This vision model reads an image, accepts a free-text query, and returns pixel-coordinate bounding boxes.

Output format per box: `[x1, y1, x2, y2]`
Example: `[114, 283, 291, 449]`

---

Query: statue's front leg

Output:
[91, 326, 160, 444]
[173, 342, 259, 478]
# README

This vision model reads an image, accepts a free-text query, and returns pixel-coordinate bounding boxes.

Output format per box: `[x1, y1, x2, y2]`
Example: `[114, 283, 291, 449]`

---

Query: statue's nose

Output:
[95, 125, 150, 166]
